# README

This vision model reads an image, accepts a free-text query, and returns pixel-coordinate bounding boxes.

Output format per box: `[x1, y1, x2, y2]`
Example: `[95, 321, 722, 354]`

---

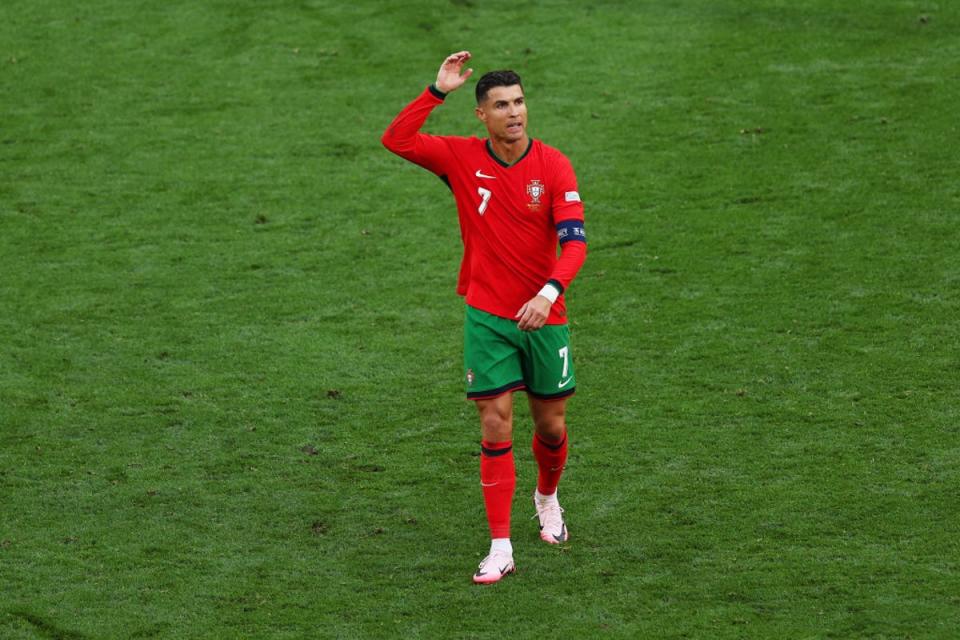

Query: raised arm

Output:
[435, 51, 473, 94]
[381, 51, 473, 172]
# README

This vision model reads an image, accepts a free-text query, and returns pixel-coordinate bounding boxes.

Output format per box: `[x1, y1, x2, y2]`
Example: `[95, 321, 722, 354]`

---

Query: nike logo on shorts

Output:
[558, 377, 573, 389]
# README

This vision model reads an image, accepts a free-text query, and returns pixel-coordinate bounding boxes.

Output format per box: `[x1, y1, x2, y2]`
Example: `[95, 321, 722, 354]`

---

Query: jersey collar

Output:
[485, 138, 533, 168]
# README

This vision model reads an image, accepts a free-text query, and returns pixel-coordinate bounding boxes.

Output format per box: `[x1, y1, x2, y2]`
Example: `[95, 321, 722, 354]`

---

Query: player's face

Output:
[476, 85, 527, 144]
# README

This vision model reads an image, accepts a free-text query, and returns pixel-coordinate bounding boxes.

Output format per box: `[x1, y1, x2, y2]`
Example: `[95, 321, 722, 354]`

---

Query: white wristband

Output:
[537, 283, 560, 304]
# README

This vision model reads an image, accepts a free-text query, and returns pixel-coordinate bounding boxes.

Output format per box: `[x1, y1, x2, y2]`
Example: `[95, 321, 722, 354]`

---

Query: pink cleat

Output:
[533, 493, 569, 544]
[472, 550, 516, 584]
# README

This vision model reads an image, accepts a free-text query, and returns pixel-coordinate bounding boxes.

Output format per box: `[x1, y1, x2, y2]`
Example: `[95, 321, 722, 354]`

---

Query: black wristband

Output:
[428, 84, 448, 100]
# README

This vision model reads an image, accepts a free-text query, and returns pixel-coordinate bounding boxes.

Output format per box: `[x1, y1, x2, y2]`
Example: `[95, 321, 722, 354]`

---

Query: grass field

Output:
[2, 0, 959, 638]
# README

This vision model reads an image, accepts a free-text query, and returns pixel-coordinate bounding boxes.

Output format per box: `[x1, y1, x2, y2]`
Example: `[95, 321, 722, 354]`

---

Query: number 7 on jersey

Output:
[477, 187, 491, 215]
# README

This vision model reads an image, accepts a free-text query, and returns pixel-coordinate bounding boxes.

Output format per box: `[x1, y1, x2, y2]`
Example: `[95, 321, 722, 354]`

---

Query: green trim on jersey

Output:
[485, 138, 533, 168]
[464, 305, 576, 400]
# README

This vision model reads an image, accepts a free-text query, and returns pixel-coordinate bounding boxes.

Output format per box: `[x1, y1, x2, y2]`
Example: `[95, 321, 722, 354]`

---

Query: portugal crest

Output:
[526, 179, 544, 204]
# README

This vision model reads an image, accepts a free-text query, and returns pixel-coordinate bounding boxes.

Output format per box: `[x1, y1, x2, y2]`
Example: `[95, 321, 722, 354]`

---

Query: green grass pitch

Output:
[2, 1, 959, 638]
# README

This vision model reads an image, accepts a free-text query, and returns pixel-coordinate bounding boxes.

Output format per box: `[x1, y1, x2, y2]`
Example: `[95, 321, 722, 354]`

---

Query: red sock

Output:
[532, 430, 568, 496]
[479, 440, 515, 539]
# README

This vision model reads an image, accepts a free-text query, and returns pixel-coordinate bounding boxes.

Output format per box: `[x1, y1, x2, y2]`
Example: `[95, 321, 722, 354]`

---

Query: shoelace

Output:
[531, 503, 565, 521]
[478, 552, 511, 570]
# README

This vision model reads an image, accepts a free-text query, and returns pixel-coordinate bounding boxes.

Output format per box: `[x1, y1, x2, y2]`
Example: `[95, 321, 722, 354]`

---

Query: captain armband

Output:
[555, 219, 587, 245]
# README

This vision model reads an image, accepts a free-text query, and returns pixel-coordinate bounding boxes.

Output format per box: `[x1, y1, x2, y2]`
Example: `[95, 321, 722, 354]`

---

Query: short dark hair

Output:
[475, 70, 523, 104]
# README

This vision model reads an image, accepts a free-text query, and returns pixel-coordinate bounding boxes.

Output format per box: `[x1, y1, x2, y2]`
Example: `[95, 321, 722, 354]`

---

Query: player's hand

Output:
[515, 295, 552, 332]
[435, 51, 473, 94]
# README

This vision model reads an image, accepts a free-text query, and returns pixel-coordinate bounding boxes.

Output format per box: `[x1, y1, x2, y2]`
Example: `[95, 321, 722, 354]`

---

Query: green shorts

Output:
[464, 305, 576, 400]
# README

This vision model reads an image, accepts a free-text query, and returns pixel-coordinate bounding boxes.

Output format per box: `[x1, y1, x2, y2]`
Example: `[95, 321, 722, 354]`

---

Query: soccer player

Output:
[381, 51, 587, 584]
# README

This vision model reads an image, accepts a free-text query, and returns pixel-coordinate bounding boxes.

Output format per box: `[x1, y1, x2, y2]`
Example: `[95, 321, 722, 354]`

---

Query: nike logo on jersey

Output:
[558, 377, 574, 389]
[475, 170, 496, 179]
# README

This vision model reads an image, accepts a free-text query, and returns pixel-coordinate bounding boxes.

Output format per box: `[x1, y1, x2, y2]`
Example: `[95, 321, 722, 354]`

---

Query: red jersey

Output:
[382, 85, 587, 324]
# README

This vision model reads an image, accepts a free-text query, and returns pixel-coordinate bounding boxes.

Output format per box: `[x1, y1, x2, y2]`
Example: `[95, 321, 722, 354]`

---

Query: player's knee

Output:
[534, 418, 566, 441]
[480, 412, 512, 441]
[532, 406, 566, 440]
